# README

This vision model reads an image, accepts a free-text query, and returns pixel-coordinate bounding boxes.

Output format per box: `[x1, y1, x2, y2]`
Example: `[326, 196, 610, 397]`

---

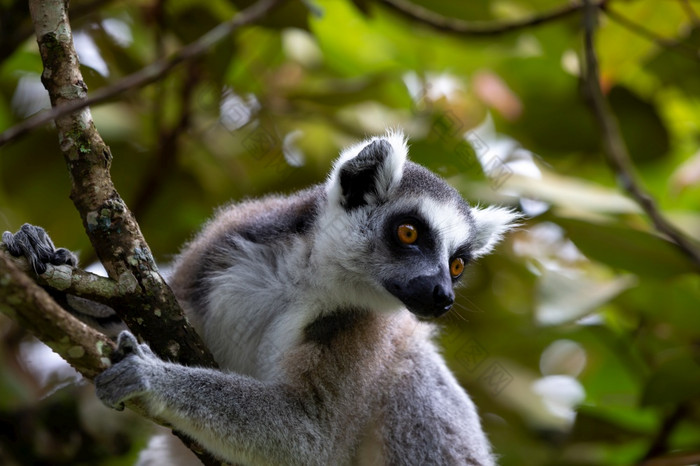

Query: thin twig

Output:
[131, 63, 199, 221]
[6, 252, 126, 306]
[581, 0, 700, 270]
[640, 404, 688, 463]
[603, 6, 700, 61]
[0, 0, 287, 147]
[677, 0, 700, 25]
[380, 0, 609, 36]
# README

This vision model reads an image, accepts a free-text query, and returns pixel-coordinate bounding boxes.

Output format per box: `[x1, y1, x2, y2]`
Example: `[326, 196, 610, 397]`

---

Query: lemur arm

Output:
[2, 224, 359, 466]
[96, 331, 349, 466]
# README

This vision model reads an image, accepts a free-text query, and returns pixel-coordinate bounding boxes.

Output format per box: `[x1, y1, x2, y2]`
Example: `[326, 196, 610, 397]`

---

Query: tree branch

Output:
[0, 249, 223, 464]
[4, 251, 126, 306]
[640, 404, 688, 463]
[131, 62, 200, 221]
[17, 1, 267, 463]
[379, 0, 609, 36]
[0, 0, 287, 147]
[0, 251, 114, 380]
[26, 0, 216, 369]
[678, 0, 699, 25]
[603, 6, 700, 61]
[581, 0, 700, 270]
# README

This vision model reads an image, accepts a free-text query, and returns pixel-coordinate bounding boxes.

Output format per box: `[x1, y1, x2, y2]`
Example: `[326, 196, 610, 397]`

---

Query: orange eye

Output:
[450, 258, 465, 278]
[397, 224, 418, 244]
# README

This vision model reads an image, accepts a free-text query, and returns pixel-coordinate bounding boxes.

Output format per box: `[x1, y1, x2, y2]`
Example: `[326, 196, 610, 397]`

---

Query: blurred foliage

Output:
[1, 0, 700, 464]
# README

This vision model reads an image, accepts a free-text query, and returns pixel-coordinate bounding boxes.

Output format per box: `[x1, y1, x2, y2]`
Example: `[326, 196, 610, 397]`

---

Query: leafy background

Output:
[1, 0, 699, 464]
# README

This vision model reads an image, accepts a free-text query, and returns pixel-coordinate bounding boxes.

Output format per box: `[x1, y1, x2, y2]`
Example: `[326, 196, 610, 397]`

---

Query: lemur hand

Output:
[2, 224, 78, 274]
[95, 331, 163, 411]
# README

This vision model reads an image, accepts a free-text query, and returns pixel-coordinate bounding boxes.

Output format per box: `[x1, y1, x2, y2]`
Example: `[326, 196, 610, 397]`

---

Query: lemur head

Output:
[318, 131, 518, 318]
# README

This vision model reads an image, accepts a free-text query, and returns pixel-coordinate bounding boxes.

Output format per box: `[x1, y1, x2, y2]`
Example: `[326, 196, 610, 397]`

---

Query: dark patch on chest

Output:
[303, 309, 370, 346]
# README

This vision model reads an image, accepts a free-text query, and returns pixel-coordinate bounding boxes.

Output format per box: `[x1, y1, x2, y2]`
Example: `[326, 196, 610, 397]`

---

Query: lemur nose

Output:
[433, 285, 454, 316]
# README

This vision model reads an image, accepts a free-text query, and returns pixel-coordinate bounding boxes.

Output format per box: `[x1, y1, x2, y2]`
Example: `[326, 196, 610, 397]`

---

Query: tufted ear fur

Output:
[470, 206, 520, 259]
[327, 131, 407, 210]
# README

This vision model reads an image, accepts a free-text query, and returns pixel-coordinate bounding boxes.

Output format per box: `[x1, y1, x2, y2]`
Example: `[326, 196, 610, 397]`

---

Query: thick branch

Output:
[0, 251, 114, 380]
[380, 0, 609, 36]
[26, 0, 215, 368]
[0, 0, 287, 147]
[581, 0, 700, 270]
[0, 251, 222, 464]
[22, 1, 255, 463]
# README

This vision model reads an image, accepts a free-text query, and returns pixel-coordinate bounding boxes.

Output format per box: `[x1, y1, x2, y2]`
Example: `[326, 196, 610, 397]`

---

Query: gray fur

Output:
[2, 224, 77, 274]
[94, 131, 518, 465]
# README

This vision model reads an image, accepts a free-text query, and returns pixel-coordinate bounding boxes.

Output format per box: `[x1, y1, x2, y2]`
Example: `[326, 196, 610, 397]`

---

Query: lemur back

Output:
[94, 131, 516, 465]
[169, 187, 324, 377]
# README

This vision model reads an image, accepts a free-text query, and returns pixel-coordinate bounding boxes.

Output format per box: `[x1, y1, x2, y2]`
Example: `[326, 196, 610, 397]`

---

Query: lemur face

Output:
[322, 131, 517, 318]
[377, 203, 468, 317]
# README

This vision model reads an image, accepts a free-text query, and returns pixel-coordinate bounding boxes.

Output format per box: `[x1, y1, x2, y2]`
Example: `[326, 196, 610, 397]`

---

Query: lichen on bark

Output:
[26, 0, 215, 369]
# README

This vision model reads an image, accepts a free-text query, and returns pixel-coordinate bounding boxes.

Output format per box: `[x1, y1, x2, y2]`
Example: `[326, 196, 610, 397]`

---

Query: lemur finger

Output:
[21, 224, 57, 263]
[52, 248, 78, 267]
[3, 224, 79, 274]
[138, 342, 158, 359]
[94, 370, 127, 411]
[13, 226, 50, 274]
[4, 225, 51, 273]
[2, 230, 22, 256]
[24, 225, 76, 266]
[115, 331, 141, 357]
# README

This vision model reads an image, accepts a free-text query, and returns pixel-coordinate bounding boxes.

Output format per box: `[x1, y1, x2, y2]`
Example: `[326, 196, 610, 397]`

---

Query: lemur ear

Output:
[328, 131, 407, 210]
[470, 206, 520, 259]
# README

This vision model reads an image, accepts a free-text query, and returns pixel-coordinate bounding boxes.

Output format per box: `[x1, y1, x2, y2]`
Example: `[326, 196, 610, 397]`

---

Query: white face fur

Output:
[313, 131, 518, 318]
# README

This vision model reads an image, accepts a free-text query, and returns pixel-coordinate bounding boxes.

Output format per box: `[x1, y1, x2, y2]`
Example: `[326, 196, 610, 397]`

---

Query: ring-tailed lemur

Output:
[4, 131, 517, 465]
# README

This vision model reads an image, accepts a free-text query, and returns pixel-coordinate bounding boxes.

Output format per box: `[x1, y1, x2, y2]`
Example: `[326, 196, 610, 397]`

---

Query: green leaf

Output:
[536, 268, 636, 325]
[646, 26, 700, 98]
[609, 86, 670, 164]
[557, 219, 699, 279]
[571, 406, 656, 443]
[642, 353, 700, 406]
